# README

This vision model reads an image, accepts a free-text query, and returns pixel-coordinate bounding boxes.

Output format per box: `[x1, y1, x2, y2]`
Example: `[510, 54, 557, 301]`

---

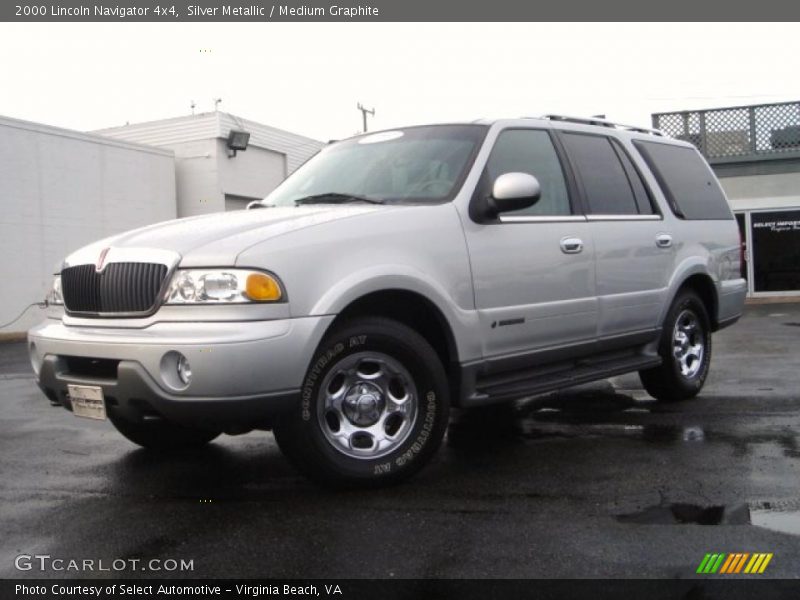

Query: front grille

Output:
[61, 262, 169, 315]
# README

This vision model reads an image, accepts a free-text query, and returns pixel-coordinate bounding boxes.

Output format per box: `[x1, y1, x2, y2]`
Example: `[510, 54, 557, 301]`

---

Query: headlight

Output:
[165, 269, 284, 304]
[46, 275, 63, 306]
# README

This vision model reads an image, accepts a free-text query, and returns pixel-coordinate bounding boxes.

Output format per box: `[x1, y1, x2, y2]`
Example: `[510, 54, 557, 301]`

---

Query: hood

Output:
[63, 205, 388, 268]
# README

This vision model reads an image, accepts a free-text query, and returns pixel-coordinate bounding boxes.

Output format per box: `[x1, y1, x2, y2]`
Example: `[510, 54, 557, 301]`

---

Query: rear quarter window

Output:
[633, 140, 733, 220]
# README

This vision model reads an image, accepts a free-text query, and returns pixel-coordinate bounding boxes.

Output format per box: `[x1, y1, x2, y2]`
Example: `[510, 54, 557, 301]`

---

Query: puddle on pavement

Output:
[617, 502, 749, 525]
[751, 508, 800, 535]
[447, 381, 800, 460]
[447, 384, 705, 449]
[617, 501, 800, 536]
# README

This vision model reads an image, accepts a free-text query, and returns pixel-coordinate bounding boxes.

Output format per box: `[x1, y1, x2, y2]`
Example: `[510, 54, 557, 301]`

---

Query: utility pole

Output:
[357, 103, 375, 132]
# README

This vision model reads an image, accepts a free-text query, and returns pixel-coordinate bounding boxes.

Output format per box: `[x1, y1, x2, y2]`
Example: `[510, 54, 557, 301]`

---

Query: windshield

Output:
[265, 124, 488, 206]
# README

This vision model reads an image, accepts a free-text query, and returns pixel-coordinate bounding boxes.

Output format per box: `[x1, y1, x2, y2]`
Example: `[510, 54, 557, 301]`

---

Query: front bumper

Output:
[28, 316, 334, 428]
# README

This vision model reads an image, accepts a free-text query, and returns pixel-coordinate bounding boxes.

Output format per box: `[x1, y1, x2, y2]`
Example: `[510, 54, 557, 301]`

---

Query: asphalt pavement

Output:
[1, 304, 800, 579]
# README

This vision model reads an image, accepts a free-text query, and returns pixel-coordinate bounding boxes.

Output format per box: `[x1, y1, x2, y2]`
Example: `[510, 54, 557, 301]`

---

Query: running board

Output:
[464, 354, 661, 407]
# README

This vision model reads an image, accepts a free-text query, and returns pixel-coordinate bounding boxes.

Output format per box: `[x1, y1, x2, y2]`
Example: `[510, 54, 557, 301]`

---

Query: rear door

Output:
[557, 131, 673, 344]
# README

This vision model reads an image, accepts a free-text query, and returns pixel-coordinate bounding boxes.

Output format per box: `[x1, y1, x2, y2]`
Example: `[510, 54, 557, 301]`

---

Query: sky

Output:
[1, 22, 799, 142]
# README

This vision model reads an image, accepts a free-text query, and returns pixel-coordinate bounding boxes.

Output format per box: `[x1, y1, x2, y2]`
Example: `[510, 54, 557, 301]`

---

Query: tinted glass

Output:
[561, 133, 639, 215]
[751, 210, 800, 292]
[266, 125, 487, 206]
[633, 141, 733, 220]
[485, 129, 571, 216]
[611, 140, 655, 215]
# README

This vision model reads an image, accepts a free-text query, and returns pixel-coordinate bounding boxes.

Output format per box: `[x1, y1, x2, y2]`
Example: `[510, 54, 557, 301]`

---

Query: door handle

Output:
[560, 237, 583, 254]
[655, 233, 673, 248]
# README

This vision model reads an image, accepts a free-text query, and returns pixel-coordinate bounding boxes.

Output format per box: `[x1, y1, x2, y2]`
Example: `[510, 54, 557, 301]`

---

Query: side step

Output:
[466, 354, 662, 407]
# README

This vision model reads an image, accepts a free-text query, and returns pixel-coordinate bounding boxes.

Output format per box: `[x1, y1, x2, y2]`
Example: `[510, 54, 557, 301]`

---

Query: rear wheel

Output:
[109, 413, 220, 450]
[274, 317, 450, 487]
[639, 290, 712, 402]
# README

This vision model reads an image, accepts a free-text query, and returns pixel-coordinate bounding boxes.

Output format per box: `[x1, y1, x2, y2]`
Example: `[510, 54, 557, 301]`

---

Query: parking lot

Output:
[1, 303, 800, 579]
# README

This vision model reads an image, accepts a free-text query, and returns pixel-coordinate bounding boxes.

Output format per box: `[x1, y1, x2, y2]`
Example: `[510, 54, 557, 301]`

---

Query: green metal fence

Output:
[653, 101, 800, 163]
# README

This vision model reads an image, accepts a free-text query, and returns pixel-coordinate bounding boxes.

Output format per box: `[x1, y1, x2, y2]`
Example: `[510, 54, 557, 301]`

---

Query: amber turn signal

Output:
[245, 273, 282, 301]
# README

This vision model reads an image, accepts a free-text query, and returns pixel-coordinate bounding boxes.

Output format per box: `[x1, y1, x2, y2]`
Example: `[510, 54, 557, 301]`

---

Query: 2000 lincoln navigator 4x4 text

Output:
[29, 115, 747, 486]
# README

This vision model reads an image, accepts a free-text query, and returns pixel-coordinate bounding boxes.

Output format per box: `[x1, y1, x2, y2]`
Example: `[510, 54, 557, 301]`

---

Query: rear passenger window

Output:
[610, 139, 656, 215]
[561, 133, 639, 215]
[633, 140, 733, 220]
[486, 129, 571, 216]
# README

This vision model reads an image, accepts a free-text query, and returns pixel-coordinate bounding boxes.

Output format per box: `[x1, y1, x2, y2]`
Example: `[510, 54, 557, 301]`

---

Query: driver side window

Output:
[486, 129, 572, 216]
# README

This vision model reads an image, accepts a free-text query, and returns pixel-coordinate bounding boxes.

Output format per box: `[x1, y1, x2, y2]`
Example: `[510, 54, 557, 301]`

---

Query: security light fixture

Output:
[226, 130, 250, 158]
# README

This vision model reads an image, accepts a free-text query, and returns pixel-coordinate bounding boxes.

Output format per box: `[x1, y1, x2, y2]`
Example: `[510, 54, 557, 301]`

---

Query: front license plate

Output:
[67, 385, 107, 421]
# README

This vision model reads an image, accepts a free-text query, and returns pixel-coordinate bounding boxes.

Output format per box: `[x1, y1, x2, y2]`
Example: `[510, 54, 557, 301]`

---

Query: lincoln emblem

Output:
[96, 247, 110, 272]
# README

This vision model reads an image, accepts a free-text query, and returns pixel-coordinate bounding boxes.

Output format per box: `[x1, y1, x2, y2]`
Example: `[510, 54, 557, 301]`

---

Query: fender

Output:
[309, 265, 482, 364]
[659, 255, 719, 327]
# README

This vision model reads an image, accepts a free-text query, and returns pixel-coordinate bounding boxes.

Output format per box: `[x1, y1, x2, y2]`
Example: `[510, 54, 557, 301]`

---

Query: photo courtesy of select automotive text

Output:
[3, 2, 800, 598]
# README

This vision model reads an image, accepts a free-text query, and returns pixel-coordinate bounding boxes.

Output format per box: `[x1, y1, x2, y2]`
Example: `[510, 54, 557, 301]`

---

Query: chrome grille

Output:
[61, 262, 169, 315]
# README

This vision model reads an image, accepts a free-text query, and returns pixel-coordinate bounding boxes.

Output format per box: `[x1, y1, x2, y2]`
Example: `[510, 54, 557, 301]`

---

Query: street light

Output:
[226, 129, 250, 158]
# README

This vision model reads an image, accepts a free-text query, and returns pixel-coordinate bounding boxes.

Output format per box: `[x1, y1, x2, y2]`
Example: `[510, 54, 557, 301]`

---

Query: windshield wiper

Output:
[293, 193, 384, 206]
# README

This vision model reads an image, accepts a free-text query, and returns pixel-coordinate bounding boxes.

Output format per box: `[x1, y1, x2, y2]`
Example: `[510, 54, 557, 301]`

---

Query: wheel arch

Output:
[322, 287, 463, 401]
[665, 262, 720, 331]
[679, 273, 719, 330]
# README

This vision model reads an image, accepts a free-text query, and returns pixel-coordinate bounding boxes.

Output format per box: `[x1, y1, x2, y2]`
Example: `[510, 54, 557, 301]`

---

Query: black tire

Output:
[639, 290, 712, 402]
[109, 413, 220, 451]
[273, 316, 450, 487]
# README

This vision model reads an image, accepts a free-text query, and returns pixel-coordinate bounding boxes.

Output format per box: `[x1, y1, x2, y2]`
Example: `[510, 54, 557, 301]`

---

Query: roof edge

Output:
[0, 114, 174, 157]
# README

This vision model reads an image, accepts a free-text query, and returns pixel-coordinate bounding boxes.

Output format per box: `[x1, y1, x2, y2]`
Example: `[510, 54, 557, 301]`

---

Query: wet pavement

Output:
[1, 303, 800, 579]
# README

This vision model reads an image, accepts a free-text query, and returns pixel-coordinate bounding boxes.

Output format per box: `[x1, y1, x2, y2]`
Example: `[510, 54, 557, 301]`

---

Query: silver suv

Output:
[29, 115, 746, 486]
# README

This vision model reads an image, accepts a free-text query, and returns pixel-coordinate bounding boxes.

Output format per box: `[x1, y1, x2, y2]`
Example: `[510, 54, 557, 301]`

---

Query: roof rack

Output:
[532, 114, 665, 137]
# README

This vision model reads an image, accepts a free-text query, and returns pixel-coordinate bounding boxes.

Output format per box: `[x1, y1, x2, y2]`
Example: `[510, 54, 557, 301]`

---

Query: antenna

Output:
[357, 103, 375, 132]
[213, 98, 222, 112]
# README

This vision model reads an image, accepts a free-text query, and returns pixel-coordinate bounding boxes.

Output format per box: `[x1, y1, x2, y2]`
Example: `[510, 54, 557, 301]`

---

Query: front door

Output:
[460, 127, 598, 365]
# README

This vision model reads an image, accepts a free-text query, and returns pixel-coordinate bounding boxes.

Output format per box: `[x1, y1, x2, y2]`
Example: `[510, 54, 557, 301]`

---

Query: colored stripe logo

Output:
[696, 553, 773, 574]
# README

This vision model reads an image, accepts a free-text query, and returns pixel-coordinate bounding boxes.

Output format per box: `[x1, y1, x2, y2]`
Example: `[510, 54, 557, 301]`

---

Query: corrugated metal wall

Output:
[0, 115, 176, 335]
[96, 112, 323, 174]
[216, 113, 323, 173]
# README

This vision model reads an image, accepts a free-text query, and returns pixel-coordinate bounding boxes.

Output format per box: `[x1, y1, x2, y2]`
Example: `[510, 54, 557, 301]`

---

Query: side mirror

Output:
[487, 172, 541, 218]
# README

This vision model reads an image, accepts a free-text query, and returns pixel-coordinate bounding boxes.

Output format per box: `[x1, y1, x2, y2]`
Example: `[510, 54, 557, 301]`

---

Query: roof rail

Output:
[532, 114, 665, 137]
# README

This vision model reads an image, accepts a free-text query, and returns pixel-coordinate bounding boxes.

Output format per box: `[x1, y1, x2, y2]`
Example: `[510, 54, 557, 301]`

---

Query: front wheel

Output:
[274, 317, 450, 487]
[639, 290, 712, 402]
[109, 413, 220, 451]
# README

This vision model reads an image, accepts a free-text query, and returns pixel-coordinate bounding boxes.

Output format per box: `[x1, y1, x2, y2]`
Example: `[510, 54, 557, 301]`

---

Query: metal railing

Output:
[652, 101, 800, 163]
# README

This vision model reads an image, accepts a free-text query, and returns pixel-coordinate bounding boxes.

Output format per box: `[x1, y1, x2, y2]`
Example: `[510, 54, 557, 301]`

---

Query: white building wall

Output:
[216, 139, 287, 203]
[0, 116, 175, 336]
[95, 112, 323, 217]
[96, 112, 323, 175]
[216, 113, 322, 173]
[170, 139, 225, 216]
[720, 172, 800, 212]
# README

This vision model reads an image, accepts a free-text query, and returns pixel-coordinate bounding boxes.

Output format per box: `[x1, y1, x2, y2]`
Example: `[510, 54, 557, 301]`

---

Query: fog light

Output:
[177, 354, 192, 385]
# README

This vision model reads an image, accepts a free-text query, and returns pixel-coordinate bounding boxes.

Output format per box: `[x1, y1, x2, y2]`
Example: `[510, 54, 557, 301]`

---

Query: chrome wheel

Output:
[317, 351, 418, 459]
[672, 309, 705, 379]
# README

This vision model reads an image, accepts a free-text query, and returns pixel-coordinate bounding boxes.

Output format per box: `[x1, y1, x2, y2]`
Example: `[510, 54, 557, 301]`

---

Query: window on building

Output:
[751, 210, 800, 292]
